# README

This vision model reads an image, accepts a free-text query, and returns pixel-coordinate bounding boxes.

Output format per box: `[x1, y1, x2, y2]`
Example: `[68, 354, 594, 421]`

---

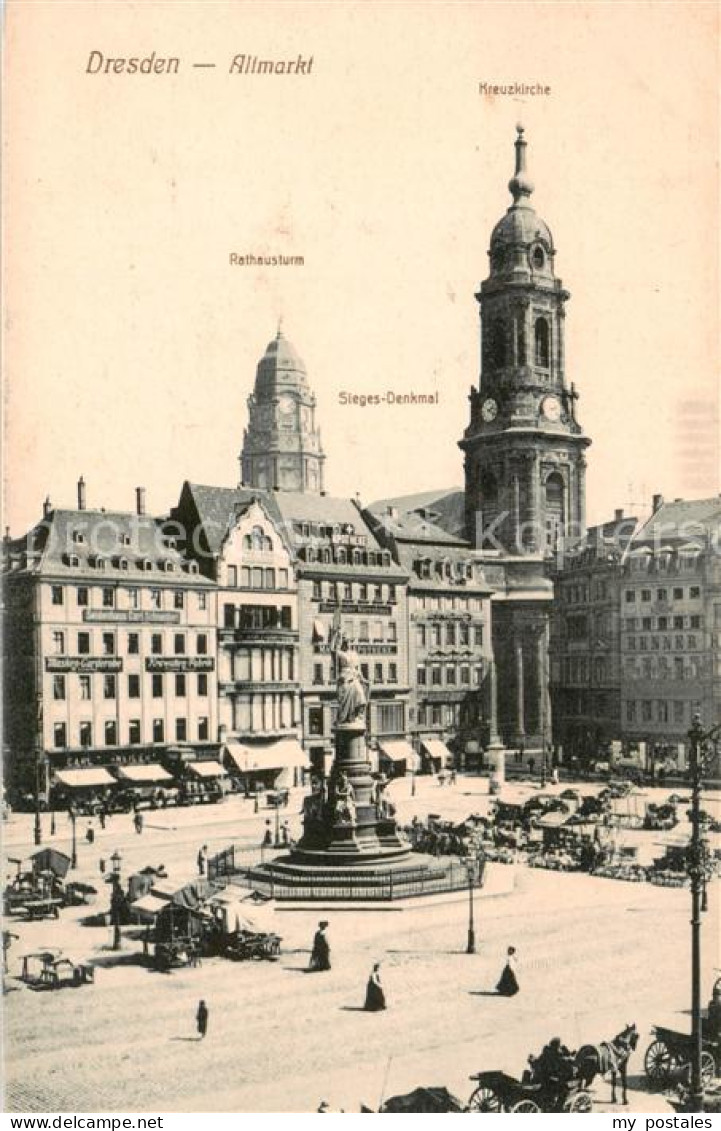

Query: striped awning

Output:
[54, 767, 116, 789]
[187, 760, 226, 778]
[421, 738, 454, 767]
[224, 740, 308, 773]
[378, 740, 421, 771]
[114, 764, 173, 784]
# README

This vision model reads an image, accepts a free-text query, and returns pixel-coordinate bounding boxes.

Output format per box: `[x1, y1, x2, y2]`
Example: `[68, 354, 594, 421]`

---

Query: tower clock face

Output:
[481, 397, 498, 422]
[541, 395, 562, 422]
[278, 394, 295, 416]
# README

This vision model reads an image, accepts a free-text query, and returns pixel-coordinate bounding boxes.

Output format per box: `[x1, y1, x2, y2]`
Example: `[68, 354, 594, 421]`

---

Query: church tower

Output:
[240, 327, 326, 493]
[460, 127, 590, 554]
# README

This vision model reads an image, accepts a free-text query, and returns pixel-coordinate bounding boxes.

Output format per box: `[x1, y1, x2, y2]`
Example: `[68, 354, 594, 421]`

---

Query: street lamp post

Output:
[34, 751, 42, 846]
[110, 849, 123, 951]
[686, 713, 720, 1113]
[274, 802, 281, 847]
[69, 806, 77, 868]
[465, 858, 477, 954]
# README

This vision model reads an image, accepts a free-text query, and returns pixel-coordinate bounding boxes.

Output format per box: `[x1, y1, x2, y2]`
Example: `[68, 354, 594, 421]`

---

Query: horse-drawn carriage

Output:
[224, 929, 281, 961]
[467, 1069, 592, 1113]
[645, 1025, 719, 1088]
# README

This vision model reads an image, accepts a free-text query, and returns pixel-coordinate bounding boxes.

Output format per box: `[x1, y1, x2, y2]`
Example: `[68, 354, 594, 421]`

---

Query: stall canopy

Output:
[224, 740, 308, 774]
[55, 767, 116, 789]
[421, 738, 454, 768]
[378, 740, 421, 771]
[187, 760, 226, 779]
[30, 848, 72, 878]
[114, 764, 173, 783]
[131, 893, 169, 918]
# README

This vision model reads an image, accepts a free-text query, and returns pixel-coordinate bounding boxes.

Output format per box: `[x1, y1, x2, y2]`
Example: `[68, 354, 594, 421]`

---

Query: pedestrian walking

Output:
[98, 809, 106, 830]
[528, 756, 535, 778]
[86, 823, 95, 844]
[518, 741, 525, 766]
[262, 821, 273, 847]
[364, 962, 387, 1011]
[496, 946, 519, 997]
[449, 768, 457, 786]
[281, 820, 290, 846]
[197, 844, 208, 876]
[134, 811, 143, 835]
[196, 999, 208, 1039]
[99, 857, 106, 874]
[309, 920, 331, 971]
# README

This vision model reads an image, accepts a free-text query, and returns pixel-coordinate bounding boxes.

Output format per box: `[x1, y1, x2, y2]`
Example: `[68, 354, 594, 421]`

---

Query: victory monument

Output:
[249, 627, 453, 900]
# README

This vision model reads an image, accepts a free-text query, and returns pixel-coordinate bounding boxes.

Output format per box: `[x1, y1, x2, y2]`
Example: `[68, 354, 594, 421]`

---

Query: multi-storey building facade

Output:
[365, 503, 493, 768]
[549, 512, 635, 762]
[618, 497, 721, 768]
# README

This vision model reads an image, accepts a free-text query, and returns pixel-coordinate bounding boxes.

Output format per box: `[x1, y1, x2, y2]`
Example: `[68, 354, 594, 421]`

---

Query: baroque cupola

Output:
[240, 324, 326, 494]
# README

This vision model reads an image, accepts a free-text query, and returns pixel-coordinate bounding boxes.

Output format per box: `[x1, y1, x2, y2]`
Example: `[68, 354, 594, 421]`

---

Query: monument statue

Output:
[335, 648, 368, 727]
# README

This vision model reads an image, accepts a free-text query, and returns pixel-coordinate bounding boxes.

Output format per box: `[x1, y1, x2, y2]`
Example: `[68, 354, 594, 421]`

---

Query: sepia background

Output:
[3, 0, 719, 535]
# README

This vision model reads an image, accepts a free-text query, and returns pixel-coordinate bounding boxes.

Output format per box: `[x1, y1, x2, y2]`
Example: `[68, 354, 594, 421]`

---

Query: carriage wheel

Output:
[700, 1051, 715, 1086]
[566, 1091, 593, 1113]
[511, 1099, 541, 1113]
[645, 1040, 674, 1083]
[467, 1086, 502, 1112]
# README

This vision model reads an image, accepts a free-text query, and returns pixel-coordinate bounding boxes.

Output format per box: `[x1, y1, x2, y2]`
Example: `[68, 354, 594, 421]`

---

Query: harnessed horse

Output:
[575, 1023, 639, 1105]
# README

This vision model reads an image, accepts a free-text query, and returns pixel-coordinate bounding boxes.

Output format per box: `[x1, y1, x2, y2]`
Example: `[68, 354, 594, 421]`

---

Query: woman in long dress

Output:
[496, 946, 519, 996]
[364, 962, 387, 1011]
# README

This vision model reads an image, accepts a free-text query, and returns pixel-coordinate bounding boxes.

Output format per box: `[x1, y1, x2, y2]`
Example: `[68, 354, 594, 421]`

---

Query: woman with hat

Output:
[309, 920, 331, 971]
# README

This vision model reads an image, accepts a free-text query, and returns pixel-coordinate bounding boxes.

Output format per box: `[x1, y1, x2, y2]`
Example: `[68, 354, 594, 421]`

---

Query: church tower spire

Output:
[240, 327, 326, 493]
[459, 127, 591, 555]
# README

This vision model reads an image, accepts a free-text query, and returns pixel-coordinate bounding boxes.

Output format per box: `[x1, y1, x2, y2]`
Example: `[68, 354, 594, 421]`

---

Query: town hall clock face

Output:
[278, 394, 295, 416]
[541, 395, 562, 422]
[481, 397, 498, 422]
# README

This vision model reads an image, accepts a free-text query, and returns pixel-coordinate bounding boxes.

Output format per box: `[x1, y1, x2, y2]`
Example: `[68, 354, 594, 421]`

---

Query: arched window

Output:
[263, 536, 273, 552]
[251, 525, 264, 552]
[336, 548, 347, 564]
[535, 317, 550, 368]
[490, 319, 506, 368]
[243, 534, 252, 552]
[478, 469, 500, 538]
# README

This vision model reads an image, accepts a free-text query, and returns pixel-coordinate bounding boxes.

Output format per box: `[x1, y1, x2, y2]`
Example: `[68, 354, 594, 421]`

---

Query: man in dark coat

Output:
[196, 999, 208, 1039]
[309, 921, 331, 971]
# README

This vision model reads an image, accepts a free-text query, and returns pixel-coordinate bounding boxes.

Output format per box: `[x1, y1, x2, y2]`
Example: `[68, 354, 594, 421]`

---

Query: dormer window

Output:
[113, 556, 129, 571]
[72, 531, 86, 544]
[120, 534, 131, 547]
[65, 553, 80, 568]
[138, 558, 152, 572]
[163, 561, 175, 573]
[188, 560, 199, 575]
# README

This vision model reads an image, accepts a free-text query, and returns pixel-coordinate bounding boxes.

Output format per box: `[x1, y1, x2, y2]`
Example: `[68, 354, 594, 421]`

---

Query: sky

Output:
[4, 0, 719, 536]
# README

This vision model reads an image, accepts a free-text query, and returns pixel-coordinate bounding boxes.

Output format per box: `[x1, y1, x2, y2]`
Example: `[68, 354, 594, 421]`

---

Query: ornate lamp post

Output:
[465, 857, 477, 955]
[69, 805, 78, 868]
[110, 849, 123, 951]
[686, 713, 720, 1112]
[33, 749, 42, 846]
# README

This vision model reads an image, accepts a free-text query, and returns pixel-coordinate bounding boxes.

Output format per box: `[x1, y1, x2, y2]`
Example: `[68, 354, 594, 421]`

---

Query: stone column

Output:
[515, 639, 525, 740]
[557, 304, 566, 378]
[513, 467, 521, 553]
[530, 453, 541, 551]
[578, 456, 587, 538]
[486, 659, 502, 748]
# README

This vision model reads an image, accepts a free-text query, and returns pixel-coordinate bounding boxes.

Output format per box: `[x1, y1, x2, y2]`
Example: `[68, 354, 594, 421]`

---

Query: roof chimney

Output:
[652, 493, 664, 514]
[77, 476, 86, 511]
[614, 508, 624, 522]
[43, 496, 51, 519]
[136, 487, 146, 516]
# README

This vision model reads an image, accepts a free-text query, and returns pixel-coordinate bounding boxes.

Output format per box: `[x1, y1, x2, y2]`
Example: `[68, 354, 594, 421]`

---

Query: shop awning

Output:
[224, 739, 308, 773]
[187, 760, 226, 778]
[54, 768, 116, 789]
[421, 738, 454, 767]
[114, 764, 173, 784]
[379, 740, 421, 771]
[312, 619, 326, 642]
[131, 893, 169, 917]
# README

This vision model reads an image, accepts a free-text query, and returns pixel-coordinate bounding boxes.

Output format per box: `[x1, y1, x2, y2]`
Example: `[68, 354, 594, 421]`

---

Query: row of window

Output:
[50, 630, 209, 656]
[413, 560, 477, 582]
[560, 581, 610, 604]
[314, 620, 397, 644]
[625, 586, 701, 603]
[298, 546, 391, 567]
[59, 556, 199, 575]
[52, 672, 209, 700]
[51, 585, 208, 611]
[53, 717, 209, 749]
[223, 605, 293, 631]
[312, 661, 398, 686]
[625, 700, 692, 725]
[623, 657, 705, 680]
[417, 664, 485, 687]
[626, 635, 698, 652]
[311, 580, 396, 603]
[561, 658, 608, 684]
[225, 565, 290, 590]
[415, 595, 485, 612]
[417, 623, 483, 647]
[417, 703, 461, 727]
[625, 615, 702, 631]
